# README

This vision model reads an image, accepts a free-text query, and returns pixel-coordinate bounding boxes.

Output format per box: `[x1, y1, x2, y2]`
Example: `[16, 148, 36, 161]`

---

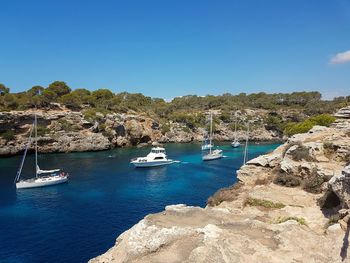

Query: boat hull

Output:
[131, 160, 175, 168]
[202, 149, 223, 161]
[16, 176, 68, 189]
[231, 142, 241, 148]
[202, 154, 223, 161]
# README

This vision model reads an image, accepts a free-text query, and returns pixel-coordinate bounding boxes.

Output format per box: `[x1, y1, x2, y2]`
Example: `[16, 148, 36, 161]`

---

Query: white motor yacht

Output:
[131, 147, 175, 168]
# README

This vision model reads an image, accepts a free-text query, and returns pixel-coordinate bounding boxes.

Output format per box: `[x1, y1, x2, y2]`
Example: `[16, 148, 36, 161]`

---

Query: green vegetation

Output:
[0, 130, 15, 141]
[36, 125, 50, 136]
[58, 119, 80, 132]
[244, 197, 285, 209]
[284, 114, 336, 136]
[0, 81, 348, 138]
[325, 214, 340, 228]
[160, 123, 170, 135]
[275, 216, 307, 225]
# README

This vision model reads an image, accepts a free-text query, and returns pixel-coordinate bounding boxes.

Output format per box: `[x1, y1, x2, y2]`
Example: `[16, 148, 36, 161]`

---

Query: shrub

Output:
[36, 125, 50, 136]
[182, 126, 191, 133]
[58, 119, 80, 132]
[207, 183, 243, 206]
[302, 167, 327, 194]
[284, 120, 314, 136]
[275, 216, 307, 225]
[161, 123, 170, 134]
[289, 145, 313, 161]
[309, 114, 336, 127]
[0, 130, 15, 141]
[284, 114, 336, 136]
[274, 173, 301, 187]
[244, 197, 285, 209]
[325, 214, 340, 228]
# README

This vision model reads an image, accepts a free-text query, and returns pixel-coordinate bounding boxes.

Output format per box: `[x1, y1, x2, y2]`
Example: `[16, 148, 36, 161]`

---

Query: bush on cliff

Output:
[0, 130, 15, 141]
[284, 114, 336, 136]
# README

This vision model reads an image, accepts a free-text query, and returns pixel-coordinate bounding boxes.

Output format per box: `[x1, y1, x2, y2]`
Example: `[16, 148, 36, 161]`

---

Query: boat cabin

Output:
[150, 147, 166, 154]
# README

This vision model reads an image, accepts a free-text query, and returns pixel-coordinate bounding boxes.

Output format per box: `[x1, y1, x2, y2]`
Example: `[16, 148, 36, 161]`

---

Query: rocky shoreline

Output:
[0, 108, 282, 156]
[90, 111, 350, 262]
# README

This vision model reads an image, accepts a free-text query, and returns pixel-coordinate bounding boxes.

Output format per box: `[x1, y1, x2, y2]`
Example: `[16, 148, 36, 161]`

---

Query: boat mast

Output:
[209, 111, 213, 154]
[243, 122, 249, 165]
[234, 118, 237, 142]
[35, 111, 38, 178]
[14, 123, 34, 183]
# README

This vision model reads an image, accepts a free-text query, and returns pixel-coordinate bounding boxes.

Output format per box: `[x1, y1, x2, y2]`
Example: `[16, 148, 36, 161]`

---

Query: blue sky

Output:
[0, 0, 349, 99]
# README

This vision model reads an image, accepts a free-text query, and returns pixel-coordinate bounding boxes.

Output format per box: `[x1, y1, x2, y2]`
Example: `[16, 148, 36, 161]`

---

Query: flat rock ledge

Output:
[90, 124, 350, 263]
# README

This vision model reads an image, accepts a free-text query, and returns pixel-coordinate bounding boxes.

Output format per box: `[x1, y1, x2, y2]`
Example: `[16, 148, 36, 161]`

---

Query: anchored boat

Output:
[15, 112, 68, 189]
[231, 113, 241, 148]
[202, 111, 223, 161]
[130, 147, 176, 168]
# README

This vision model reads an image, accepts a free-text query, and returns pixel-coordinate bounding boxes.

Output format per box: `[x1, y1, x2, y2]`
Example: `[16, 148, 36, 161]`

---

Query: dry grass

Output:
[274, 216, 307, 225]
[325, 214, 340, 228]
[207, 183, 243, 207]
[244, 197, 285, 209]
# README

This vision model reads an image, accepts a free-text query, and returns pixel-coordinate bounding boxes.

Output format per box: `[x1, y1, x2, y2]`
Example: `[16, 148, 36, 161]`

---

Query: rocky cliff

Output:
[0, 107, 281, 156]
[90, 110, 350, 263]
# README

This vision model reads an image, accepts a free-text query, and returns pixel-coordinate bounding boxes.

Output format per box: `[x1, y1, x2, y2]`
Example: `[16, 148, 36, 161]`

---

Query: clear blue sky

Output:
[0, 0, 349, 99]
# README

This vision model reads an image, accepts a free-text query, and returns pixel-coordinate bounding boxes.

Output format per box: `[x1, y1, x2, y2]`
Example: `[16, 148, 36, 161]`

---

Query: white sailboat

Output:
[202, 112, 223, 161]
[231, 118, 241, 148]
[15, 113, 68, 189]
[130, 147, 176, 168]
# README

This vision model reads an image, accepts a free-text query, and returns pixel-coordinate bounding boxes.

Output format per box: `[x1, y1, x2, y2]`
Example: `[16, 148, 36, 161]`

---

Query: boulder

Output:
[329, 165, 350, 209]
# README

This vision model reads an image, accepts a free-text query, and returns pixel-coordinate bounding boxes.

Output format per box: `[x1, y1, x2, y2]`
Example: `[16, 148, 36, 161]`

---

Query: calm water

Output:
[0, 142, 279, 263]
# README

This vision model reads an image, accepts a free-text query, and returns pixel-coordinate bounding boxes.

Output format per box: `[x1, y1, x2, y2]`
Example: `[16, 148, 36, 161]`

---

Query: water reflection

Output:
[146, 166, 167, 182]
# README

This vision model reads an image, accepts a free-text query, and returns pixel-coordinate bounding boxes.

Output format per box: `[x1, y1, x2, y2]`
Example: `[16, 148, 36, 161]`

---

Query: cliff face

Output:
[90, 115, 350, 262]
[0, 108, 281, 156]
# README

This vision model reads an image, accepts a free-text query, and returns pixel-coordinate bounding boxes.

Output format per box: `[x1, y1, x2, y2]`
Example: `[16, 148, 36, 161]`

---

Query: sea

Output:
[0, 142, 279, 263]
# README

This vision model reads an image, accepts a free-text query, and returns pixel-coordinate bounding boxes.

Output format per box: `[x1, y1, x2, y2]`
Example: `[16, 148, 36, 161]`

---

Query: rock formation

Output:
[90, 122, 350, 263]
[0, 108, 281, 156]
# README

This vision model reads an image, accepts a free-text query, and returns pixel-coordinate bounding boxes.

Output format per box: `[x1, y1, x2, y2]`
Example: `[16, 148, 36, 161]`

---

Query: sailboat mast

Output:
[234, 119, 237, 142]
[209, 112, 213, 154]
[35, 112, 38, 178]
[14, 123, 34, 183]
[243, 122, 249, 165]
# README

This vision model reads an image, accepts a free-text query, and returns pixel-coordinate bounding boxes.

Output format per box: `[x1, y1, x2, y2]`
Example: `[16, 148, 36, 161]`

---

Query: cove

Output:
[0, 142, 279, 263]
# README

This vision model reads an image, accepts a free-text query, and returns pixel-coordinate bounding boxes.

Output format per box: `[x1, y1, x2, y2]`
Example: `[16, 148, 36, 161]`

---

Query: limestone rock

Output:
[329, 165, 350, 209]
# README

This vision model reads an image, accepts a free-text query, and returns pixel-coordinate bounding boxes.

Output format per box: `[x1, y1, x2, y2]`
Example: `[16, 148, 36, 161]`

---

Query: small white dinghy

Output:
[130, 147, 175, 168]
[231, 140, 241, 148]
[15, 112, 68, 189]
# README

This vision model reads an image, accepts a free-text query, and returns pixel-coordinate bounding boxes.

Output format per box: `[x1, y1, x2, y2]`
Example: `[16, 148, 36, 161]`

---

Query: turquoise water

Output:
[0, 142, 279, 263]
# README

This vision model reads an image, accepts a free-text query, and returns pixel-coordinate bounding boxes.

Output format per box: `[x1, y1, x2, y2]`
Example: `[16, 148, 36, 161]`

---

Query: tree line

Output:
[0, 81, 349, 119]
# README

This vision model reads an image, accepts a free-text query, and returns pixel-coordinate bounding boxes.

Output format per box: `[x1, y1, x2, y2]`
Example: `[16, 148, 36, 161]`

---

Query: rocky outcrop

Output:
[90, 122, 350, 263]
[0, 108, 282, 156]
[334, 106, 350, 119]
[329, 166, 350, 209]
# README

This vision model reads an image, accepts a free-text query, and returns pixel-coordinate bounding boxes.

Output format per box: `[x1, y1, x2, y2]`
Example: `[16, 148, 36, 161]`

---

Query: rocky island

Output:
[90, 107, 350, 263]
